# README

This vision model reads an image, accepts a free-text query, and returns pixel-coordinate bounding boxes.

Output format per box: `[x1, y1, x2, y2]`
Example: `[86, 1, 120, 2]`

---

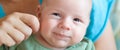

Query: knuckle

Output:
[4, 37, 16, 47]
[5, 40, 16, 47]
[25, 27, 32, 37]
[0, 23, 6, 32]
[31, 16, 38, 23]
[16, 35, 25, 43]
[12, 12, 20, 15]
[0, 21, 11, 30]
[19, 37, 24, 42]
[0, 30, 16, 47]
[31, 16, 37, 20]
[5, 17, 15, 24]
[6, 12, 21, 20]
[7, 42, 15, 47]
[25, 32, 32, 38]
[6, 15, 15, 21]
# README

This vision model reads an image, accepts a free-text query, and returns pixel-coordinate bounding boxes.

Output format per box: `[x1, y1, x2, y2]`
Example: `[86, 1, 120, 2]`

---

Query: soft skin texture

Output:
[35, 0, 92, 50]
[0, 0, 116, 50]
[95, 20, 117, 50]
[0, 12, 40, 46]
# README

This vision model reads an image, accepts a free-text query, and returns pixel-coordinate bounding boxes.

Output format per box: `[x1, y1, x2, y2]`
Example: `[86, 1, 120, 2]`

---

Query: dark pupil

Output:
[53, 13, 59, 16]
[74, 18, 80, 22]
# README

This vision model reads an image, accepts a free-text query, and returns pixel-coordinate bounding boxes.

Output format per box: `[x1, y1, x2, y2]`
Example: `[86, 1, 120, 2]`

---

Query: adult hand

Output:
[0, 12, 40, 46]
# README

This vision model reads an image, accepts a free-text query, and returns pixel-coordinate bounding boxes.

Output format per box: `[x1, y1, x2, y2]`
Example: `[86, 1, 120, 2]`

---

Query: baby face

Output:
[38, 0, 92, 49]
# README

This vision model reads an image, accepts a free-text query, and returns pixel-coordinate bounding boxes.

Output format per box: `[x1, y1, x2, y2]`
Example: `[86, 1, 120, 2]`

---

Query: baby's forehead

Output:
[42, 0, 92, 5]
[42, 0, 92, 10]
[41, 0, 92, 17]
[42, 0, 92, 12]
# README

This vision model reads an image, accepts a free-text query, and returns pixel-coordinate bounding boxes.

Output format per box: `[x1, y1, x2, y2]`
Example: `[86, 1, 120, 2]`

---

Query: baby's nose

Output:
[58, 19, 71, 30]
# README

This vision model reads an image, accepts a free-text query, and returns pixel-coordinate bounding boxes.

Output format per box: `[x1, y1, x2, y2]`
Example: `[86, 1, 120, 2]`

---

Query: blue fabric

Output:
[86, 0, 115, 42]
[39, 0, 43, 4]
[0, 4, 6, 18]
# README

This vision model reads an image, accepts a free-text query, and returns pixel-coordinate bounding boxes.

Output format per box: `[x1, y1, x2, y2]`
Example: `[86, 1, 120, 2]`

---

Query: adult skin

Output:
[95, 20, 117, 50]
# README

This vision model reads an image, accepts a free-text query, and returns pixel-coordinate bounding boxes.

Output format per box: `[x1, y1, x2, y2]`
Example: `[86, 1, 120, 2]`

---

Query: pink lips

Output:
[53, 32, 70, 40]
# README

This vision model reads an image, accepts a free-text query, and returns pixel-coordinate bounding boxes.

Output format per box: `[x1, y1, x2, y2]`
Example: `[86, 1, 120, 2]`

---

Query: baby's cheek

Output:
[69, 34, 84, 45]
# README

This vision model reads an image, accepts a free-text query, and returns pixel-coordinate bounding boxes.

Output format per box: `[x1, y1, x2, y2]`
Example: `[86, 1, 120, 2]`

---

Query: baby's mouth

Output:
[53, 32, 71, 40]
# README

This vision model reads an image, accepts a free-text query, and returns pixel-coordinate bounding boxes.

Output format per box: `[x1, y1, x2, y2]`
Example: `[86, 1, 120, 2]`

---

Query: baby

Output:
[0, 0, 94, 50]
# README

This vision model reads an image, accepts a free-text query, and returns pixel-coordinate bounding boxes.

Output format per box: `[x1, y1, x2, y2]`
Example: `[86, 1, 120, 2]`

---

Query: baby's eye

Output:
[52, 13, 60, 17]
[73, 18, 81, 22]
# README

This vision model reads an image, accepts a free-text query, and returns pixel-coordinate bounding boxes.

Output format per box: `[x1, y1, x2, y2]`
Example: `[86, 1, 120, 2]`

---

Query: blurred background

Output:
[110, 0, 120, 50]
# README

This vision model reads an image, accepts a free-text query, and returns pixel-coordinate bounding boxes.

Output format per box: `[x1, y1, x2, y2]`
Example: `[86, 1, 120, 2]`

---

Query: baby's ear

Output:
[36, 5, 41, 18]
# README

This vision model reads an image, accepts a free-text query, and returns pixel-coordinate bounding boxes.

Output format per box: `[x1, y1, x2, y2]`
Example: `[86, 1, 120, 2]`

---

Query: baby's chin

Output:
[49, 40, 73, 49]
[51, 44, 69, 49]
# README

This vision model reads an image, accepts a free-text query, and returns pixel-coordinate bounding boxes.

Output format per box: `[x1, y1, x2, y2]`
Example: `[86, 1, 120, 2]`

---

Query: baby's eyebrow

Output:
[74, 14, 87, 18]
[49, 9, 64, 14]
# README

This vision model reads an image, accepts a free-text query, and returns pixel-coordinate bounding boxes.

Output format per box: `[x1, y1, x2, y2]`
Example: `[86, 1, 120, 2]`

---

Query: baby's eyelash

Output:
[52, 13, 60, 16]
[73, 18, 80, 22]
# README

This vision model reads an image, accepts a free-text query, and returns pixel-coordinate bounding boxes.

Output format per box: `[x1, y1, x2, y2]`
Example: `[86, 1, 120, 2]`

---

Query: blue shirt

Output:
[86, 0, 115, 42]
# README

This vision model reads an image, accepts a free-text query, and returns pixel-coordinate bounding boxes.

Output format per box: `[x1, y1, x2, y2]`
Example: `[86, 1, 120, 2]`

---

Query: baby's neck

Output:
[34, 33, 66, 50]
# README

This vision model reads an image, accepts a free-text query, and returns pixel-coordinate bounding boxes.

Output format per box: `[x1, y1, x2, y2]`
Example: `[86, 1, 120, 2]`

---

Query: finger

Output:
[20, 13, 40, 32]
[5, 17, 32, 39]
[1, 22, 25, 44]
[0, 30, 15, 46]
[10, 12, 40, 32]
